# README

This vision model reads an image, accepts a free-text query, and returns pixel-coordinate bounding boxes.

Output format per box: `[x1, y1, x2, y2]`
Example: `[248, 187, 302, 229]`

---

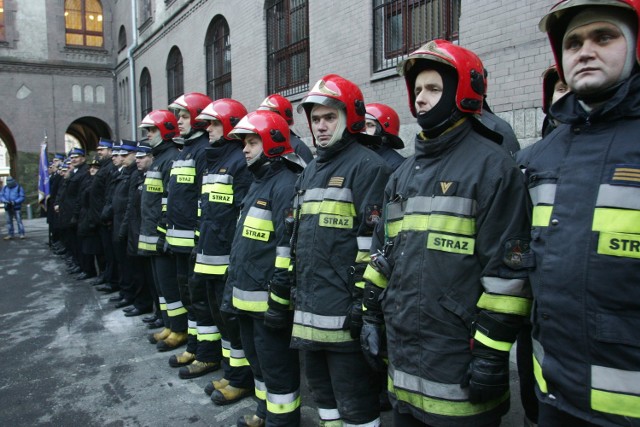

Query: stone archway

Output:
[65, 116, 113, 153]
[0, 118, 17, 178]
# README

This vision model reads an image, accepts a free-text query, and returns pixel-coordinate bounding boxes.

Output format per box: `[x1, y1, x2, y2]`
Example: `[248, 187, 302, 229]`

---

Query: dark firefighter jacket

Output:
[112, 162, 136, 242]
[364, 119, 532, 426]
[165, 131, 209, 253]
[138, 141, 179, 255]
[291, 133, 390, 352]
[523, 73, 640, 427]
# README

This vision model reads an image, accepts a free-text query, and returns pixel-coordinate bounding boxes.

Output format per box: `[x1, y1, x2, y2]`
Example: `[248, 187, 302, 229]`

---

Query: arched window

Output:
[84, 85, 94, 103]
[72, 84, 82, 102]
[64, 0, 104, 48]
[140, 68, 152, 119]
[166, 46, 183, 104]
[205, 16, 231, 99]
[118, 25, 127, 52]
[0, 0, 6, 42]
[266, 0, 309, 96]
[96, 85, 105, 103]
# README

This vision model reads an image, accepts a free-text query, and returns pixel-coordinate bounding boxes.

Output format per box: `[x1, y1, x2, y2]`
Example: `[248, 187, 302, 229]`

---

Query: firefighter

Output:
[257, 94, 314, 164]
[524, 2, 640, 425]
[137, 110, 181, 344]
[540, 65, 570, 138]
[291, 74, 391, 427]
[364, 103, 406, 170]
[360, 40, 532, 426]
[227, 111, 305, 427]
[161, 93, 213, 358]
[190, 99, 255, 396]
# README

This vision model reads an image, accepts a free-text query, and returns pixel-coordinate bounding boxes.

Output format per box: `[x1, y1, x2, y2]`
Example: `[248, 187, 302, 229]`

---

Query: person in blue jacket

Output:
[1, 177, 26, 240]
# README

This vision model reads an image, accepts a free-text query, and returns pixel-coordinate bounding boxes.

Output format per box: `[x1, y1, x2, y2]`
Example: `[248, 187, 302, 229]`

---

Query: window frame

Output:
[166, 46, 184, 105]
[64, 0, 104, 48]
[205, 16, 232, 100]
[0, 0, 5, 42]
[140, 68, 152, 119]
[266, 0, 309, 97]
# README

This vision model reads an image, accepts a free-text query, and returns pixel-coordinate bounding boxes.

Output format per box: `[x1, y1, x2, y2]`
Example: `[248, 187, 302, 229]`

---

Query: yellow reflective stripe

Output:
[210, 183, 233, 194]
[591, 389, 640, 418]
[363, 265, 388, 289]
[532, 205, 552, 227]
[138, 241, 156, 251]
[157, 225, 166, 234]
[195, 230, 200, 237]
[355, 250, 371, 263]
[233, 297, 269, 313]
[230, 356, 250, 367]
[474, 330, 513, 352]
[194, 263, 229, 275]
[270, 292, 290, 306]
[167, 306, 187, 317]
[267, 394, 301, 415]
[165, 236, 195, 247]
[188, 326, 197, 336]
[162, 205, 167, 212]
[389, 376, 509, 416]
[387, 220, 402, 238]
[387, 214, 476, 236]
[197, 332, 222, 342]
[427, 233, 475, 255]
[244, 216, 274, 232]
[597, 231, 640, 259]
[255, 386, 267, 401]
[170, 166, 196, 176]
[275, 256, 291, 269]
[532, 354, 548, 393]
[593, 208, 640, 233]
[222, 347, 230, 358]
[291, 324, 353, 343]
[477, 293, 531, 317]
[300, 200, 356, 216]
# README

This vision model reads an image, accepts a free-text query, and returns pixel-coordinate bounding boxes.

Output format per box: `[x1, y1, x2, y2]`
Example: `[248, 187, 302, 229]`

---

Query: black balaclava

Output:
[414, 62, 461, 139]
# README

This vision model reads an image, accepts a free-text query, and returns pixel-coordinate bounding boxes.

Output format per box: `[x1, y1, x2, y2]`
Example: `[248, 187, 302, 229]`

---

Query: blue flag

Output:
[38, 141, 50, 207]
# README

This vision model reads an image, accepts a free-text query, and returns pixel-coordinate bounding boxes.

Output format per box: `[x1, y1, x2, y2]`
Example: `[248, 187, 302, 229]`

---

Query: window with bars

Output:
[373, 0, 460, 73]
[64, 0, 104, 48]
[0, 0, 5, 42]
[166, 47, 183, 105]
[140, 68, 152, 119]
[205, 16, 231, 100]
[266, 0, 309, 96]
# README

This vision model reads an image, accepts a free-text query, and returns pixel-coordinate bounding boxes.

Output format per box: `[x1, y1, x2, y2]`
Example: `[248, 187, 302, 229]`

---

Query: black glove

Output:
[264, 282, 291, 329]
[360, 283, 386, 372]
[461, 350, 510, 403]
[347, 299, 363, 339]
[346, 264, 366, 339]
[156, 235, 167, 254]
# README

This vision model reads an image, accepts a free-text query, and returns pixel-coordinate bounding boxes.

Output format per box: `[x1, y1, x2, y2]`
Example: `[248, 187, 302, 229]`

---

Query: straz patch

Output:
[242, 226, 270, 242]
[177, 175, 194, 184]
[598, 231, 640, 259]
[611, 164, 640, 186]
[427, 232, 474, 255]
[209, 193, 233, 204]
[436, 181, 458, 196]
[319, 214, 353, 229]
[146, 184, 163, 193]
[503, 239, 534, 269]
[255, 199, 270, 208]
[328, 176, 345, 188]
[365, 204, 382, 229]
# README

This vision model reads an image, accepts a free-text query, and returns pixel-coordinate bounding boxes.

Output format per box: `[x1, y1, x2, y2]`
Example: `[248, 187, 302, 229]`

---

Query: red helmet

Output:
[196, 99, 248, 140]
[297, 74, 366, 134]
[258, 94, 294, 125]
[538, 0, 640, 81]
[168, 92, 212, 130]
[397, 39, 486, 117]
[228, 110, 293, 158]
[365, 103, 400, 136]
[139, 110, 179, 140]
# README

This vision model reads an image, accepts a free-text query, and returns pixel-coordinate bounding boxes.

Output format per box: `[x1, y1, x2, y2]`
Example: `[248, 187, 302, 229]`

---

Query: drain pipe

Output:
[127, 0, 139, 139]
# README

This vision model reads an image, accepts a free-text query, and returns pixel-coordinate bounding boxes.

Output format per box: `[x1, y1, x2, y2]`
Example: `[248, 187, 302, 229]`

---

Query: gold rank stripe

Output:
[613, 167, 640, 182]
[328, 177, 344, 187]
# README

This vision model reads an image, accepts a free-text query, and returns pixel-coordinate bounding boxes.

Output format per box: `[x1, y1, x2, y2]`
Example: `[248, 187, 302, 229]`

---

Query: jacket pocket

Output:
[595, 312, 640, 348]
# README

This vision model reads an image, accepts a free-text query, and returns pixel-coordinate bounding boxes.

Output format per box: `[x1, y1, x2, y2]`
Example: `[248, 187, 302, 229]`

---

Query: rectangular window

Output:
[373, 0, 460, 73]
[0, 0, 6, 41]
[266, 0, 309, 96]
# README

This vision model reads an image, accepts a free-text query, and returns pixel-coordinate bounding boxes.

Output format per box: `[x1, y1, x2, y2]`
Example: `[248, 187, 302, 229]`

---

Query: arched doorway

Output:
[0, 119, 17, 178]
[66, 116, 112, 154]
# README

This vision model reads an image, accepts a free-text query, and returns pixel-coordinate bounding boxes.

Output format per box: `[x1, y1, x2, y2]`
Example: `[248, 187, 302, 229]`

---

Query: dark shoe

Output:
[148, 327, 171, 344]
[75, 272, 94, 280]
[124, 307, 151, 317]
[236, 415, 265, 427]
[89, 278, 106, 286]
[96, 285, 118, 294]
[108, 295, 124, 302]
[123, 306, 136, 313]
[212, 385, 254, 406]
[114, 299, 133, 309]
[67, 266, 81, 275]
[156, 331, 188, 352]
[142, 314, 158, 323]
[147, 318, 165, 329]
[169, 351, 196, 368]
[179, 360, 220, 379]
[204, 378, 229, 396]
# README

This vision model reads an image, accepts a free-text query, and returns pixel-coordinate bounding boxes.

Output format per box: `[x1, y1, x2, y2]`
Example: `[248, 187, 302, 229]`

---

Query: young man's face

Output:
[70, 155, 85, 167]
[551, 79, 570, 106]
[177, 110, 192, 136]
[365, 119, 379, 136]
[121, 152, 136, 167]
[562, 21, 628, 95]
[242, 134, 263, 165]
[146, 126, 161, 141]
[414, 69, 443, 115]
[206, 120, 225, 142]
[112, 154, 123, 167]
[311, 105, 340, 145]
[136, 154, 153, 171]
